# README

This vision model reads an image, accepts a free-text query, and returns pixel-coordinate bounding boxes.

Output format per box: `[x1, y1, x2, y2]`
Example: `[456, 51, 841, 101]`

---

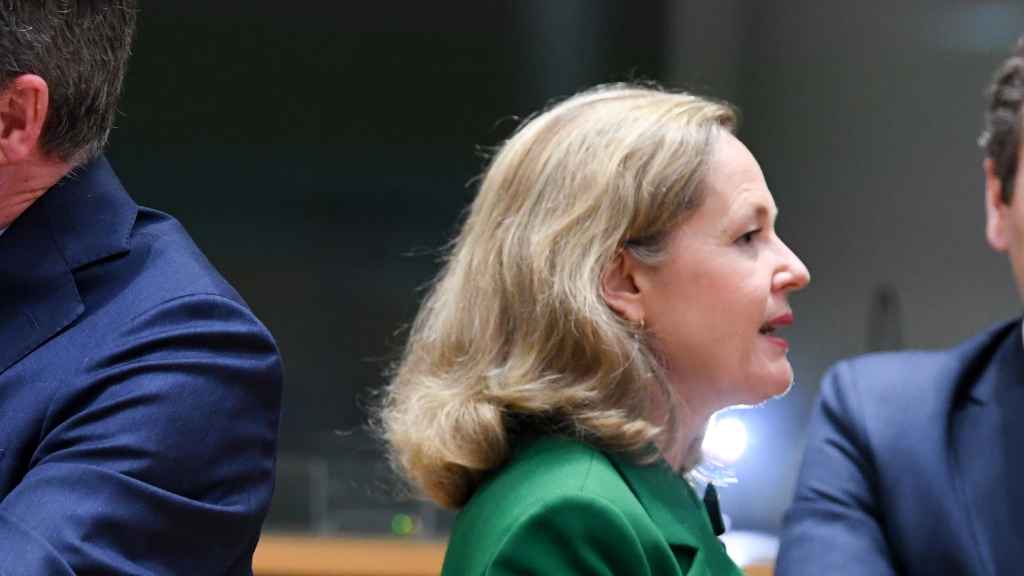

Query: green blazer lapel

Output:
[609, 452, 742, 576]
[608, 453, 706, 548]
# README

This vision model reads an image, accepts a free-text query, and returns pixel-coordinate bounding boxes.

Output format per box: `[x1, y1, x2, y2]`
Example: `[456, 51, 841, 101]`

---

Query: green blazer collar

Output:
[608, 451, 716, 548]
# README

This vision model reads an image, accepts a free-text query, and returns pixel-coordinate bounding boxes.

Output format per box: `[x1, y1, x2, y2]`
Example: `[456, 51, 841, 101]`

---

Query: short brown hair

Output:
[981, 37, 1024, 203]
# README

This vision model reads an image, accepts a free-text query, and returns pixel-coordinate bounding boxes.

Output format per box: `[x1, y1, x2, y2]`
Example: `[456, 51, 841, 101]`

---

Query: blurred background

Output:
[106, 0, 1024, 569]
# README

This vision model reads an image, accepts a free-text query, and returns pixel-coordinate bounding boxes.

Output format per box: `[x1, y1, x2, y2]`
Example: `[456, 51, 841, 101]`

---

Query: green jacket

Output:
[441, 435, 743, 575]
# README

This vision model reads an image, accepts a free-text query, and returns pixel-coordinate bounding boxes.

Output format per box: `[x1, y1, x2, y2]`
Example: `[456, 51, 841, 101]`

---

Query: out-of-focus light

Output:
[391, 513, 417, 536]
[702, 416, 748, 464]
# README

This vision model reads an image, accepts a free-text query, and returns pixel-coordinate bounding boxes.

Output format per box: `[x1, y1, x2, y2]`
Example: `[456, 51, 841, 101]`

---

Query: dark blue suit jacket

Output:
[777, 319, 1023, 576]
[0, 157, 283, 574]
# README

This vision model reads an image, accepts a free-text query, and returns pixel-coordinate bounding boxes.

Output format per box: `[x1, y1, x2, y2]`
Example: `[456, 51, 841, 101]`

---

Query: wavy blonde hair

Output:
[380, 84, 737, 509]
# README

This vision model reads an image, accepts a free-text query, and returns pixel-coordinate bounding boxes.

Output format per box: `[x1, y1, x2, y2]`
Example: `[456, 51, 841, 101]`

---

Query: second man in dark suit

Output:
[777, 37, 1024, 576]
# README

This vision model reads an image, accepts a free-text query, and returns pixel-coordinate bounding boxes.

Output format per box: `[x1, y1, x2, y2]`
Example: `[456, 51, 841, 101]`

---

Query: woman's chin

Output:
[767, 375, 795, 400]
[739, 370, 794, 406]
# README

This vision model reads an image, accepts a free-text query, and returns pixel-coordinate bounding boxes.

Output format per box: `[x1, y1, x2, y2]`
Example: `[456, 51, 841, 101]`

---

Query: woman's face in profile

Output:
[638, 132, 810, 414]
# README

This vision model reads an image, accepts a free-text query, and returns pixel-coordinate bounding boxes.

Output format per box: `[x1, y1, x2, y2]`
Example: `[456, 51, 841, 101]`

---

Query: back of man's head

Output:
[0, 1, 137, 166]
[981, 38, 1024, 205]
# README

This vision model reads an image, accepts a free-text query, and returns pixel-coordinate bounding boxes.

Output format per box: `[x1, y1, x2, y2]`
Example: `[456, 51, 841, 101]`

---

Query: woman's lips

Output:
[763, 333, 790, 351]
[760, 312, 793, 350]
[766, 312, 793, 327]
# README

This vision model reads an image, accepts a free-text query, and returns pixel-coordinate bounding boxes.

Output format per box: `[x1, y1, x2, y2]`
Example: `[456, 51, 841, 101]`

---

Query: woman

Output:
[379, 84, 809, 575]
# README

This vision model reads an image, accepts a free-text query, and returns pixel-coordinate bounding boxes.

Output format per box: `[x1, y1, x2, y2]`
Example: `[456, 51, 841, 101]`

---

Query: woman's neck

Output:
[651, 387, 716, 471]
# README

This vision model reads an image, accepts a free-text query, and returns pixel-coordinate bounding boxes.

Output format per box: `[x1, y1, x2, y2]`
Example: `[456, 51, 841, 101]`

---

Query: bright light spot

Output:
[702, 416, 748, 464]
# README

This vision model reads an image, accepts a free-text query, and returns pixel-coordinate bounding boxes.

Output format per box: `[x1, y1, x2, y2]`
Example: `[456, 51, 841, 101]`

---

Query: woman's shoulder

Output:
[442, 435, 666, 574]
[479, 435, 640, 507]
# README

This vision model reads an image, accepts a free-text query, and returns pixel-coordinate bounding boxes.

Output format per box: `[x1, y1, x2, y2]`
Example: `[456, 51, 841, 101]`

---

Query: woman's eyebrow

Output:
[739, 202, 776, 223]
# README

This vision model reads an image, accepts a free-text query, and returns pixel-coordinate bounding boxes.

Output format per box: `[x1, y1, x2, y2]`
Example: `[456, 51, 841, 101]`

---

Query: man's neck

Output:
[0, 157, 72, 228]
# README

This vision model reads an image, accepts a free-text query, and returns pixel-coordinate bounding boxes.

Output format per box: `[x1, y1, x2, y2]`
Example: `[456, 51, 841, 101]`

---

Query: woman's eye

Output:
[738, 229, 760, 245]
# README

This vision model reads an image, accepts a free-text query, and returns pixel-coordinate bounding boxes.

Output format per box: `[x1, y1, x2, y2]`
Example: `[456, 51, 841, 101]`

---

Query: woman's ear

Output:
[601, 249, 646, 324]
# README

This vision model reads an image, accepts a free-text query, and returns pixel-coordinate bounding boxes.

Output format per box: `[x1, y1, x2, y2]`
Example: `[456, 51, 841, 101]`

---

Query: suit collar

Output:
[963, 319, 1023, 405]
[0, 155, 136, 376]
[35, 155, 137, 270]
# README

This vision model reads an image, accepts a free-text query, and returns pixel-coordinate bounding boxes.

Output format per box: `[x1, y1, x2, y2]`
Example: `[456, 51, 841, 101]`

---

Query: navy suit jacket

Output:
[777, 319, 1023, 576]
[0, 157, 283, 574]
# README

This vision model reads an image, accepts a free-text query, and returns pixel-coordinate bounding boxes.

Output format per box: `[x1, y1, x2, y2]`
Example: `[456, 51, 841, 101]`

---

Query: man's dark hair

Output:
[981, 37, 1024, 204]
[0, 1, 137, 164]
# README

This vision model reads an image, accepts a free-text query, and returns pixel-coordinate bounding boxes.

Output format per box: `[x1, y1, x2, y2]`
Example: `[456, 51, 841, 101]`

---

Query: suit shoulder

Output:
[127, 207, 241, 301]
[816, 321, 1018, 441]
[826, 320, 1017, 396]
[75, 206, 252, 325]
[826, 349, 946, 394]
[817, 349, 957, 431]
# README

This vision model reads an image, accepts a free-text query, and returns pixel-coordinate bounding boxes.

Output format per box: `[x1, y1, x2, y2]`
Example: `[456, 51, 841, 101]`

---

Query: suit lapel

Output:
[0, 200, 84, 376]
[0, 156, 135, 376]
[952, 324, 1024, 576]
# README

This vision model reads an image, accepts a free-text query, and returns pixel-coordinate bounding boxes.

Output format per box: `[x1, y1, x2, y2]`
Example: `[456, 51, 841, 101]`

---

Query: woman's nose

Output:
[774, 240, 810, 292]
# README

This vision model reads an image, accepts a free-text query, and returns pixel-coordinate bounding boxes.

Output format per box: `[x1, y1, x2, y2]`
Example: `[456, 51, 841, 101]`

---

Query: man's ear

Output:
[984, 157, 1011, 252]
[601, 249, 646, 324]
[0, 74, 49, 164]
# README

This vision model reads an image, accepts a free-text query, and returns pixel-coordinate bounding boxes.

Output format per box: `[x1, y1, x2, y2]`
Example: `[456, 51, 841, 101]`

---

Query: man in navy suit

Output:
[0, 3, 282, 574]
[777, 40, 1024, 575]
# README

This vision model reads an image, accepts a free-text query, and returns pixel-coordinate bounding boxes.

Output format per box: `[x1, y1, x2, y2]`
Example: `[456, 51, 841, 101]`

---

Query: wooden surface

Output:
[253, 535, 446, 576]
[744, 564, 775, 576]
[253, 534, 773, 576]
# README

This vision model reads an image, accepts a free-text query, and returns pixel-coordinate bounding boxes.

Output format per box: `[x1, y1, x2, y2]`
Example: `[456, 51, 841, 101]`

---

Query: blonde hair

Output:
[380, 84, 737, 509]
